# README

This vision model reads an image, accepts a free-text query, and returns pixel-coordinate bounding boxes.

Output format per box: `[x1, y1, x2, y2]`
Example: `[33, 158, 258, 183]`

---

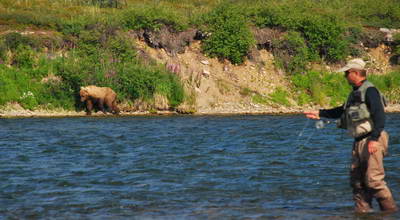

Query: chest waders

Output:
[337, 80, 386, 138]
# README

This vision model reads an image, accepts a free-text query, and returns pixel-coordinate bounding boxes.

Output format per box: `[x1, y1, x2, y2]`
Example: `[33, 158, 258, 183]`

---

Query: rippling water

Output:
[2, 114, 400, 219]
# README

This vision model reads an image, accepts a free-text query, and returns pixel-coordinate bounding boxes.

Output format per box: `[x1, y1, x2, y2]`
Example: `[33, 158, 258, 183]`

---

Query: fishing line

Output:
[298, 127, 316, 150]
[296, 119, 335, 151]
[295, 118, 313, 150]
[294, 118, 309, 149]
[297, 118, 310, 138]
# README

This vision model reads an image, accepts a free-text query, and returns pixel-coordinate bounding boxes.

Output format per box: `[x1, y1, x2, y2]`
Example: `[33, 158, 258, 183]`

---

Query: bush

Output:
[200, 4, 255, 64]
[344, 26, 365, 57]
[0, 67, 22, 106]
[13, 45, 36, 68]
[368, 71, 400, 104]
[298, 14, 348, 62]
[292, 71, 351, 106]
[350, 0, 400, 29]
[0, 67, 40, 110]
[273, 31, 311, 73]
[250, 3, 349, 63]
[392, 33, 400, 64]
[248, 3, 302, 30]
[0, 41, 7, 64]
[54, 23, 135, 88]
[116, 65, 184, 107]
[0, 61, 78, 110]
[4, 32, 38, 51]
[38, 82, 77, 110]
[57, 17, 89, 37]
[120, 5, 189, 31]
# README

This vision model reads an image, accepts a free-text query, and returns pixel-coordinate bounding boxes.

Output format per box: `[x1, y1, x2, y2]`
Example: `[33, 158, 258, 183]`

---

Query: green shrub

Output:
[0, 62, 78, 110]
[392, 33, 400, 62]
[292, 71, 351, 106]
[4, 32, 38, 51]
[250, 3, 349, 63]
[53, 23, 135, 89]
[106, 32, 136, 63]
[248, 3, 302, 30]
[273, 31, 311, 73]
[0, 67, 39, 109]
[0, 67, 21, 106]
[350, 0, 400, 28]
[200, 4, 255, 64]
[156, 72, 184, 107]
[38, 82, 77, 110]
[57, 17, 89, 37]
[298, 14, 348, 62]
[0, 41, 6, 63]
[368, 71, 400, 104]
[13, 45, 35, 68]
[116, 65, 184, 107]
[120, 5, 188, 31]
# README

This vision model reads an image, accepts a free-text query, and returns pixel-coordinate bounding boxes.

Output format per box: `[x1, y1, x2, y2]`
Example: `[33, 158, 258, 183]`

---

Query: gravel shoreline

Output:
[1, 104, 399, 118]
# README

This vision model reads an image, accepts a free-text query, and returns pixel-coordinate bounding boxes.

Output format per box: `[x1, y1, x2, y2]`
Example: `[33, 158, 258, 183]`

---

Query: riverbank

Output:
[2, 104, 400, 118]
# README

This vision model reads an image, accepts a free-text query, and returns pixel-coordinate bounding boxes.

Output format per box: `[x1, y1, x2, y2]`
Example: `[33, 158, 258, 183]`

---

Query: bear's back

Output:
[84, 85, 115, 98]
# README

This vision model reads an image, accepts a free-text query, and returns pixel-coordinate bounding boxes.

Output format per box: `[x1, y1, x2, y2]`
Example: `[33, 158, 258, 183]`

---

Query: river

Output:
[1, 114, 400, 219]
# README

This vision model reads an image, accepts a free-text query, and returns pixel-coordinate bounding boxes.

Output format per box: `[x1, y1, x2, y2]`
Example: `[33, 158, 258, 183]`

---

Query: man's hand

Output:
[304, 110, 320, 120]
[368, 140, 379, 154]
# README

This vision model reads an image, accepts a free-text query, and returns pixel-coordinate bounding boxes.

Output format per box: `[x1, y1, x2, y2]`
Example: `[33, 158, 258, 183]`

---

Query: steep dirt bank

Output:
[135, 39, 294, 114]
[133, 32, 399, 115]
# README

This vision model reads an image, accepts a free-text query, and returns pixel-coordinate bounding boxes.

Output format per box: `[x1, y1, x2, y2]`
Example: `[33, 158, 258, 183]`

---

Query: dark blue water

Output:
[1, 114, 400, 219]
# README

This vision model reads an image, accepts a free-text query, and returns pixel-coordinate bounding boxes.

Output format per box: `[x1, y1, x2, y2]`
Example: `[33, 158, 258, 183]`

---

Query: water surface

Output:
[2, 114, 400, 219]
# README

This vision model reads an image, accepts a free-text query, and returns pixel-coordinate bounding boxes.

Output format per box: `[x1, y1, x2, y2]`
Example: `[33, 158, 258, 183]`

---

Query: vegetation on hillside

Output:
[0, 0, 399, 112]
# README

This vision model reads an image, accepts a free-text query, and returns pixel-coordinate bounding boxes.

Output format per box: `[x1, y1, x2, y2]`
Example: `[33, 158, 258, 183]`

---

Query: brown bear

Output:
[79, 85, 120, 115]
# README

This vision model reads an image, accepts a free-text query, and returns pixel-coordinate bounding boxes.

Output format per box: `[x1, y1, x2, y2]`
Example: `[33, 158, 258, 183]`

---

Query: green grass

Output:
[268, 87, 290, 106]
[291, 70, 400, 106]
[292, 71, 351, 106]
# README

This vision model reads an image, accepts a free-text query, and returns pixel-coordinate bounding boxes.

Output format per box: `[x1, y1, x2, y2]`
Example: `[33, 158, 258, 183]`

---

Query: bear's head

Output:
[79, 87, 89, 102]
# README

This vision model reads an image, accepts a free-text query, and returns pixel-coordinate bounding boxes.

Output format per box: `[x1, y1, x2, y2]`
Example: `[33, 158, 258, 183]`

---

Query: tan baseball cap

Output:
[336, 58, 366, 72]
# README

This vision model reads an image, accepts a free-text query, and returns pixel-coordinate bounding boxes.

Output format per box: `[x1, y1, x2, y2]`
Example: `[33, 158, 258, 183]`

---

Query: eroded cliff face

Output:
[132, 26, 399, 114]
[135, 39, 294, 114]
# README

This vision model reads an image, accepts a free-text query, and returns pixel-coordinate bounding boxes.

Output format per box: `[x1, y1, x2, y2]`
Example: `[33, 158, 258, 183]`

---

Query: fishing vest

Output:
[337, 80, 386, 138]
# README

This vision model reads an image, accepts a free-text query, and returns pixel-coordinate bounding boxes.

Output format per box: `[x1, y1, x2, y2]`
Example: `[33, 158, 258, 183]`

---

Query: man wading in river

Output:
[304, 58, 397, 213]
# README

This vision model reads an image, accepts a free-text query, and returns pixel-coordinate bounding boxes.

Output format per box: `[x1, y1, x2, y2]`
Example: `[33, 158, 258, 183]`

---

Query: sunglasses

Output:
[344, 70, 354, 77]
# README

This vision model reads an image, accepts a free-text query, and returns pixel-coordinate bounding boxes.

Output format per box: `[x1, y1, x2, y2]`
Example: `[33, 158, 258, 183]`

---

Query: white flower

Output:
[20, 91, 34, 99]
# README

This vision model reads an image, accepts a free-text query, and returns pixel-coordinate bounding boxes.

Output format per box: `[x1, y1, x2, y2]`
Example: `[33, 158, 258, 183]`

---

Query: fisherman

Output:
[304, 58, 397, 213]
